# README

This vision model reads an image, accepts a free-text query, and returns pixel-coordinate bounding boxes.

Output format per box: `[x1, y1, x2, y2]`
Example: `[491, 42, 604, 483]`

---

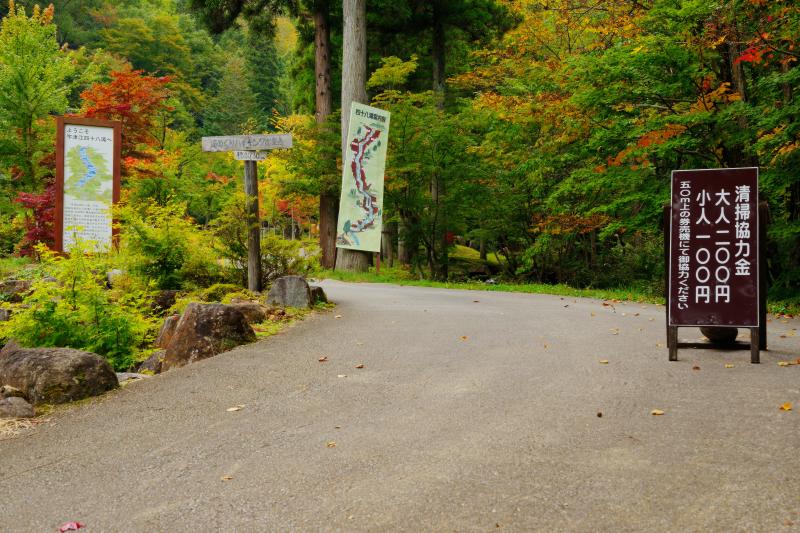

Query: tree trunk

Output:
[431, 2, 446, 98]
[335, 0, 370, 273]
[398, 216, 411, 264]
[381, 219, 395, 268]
[314, 3, 338, 269]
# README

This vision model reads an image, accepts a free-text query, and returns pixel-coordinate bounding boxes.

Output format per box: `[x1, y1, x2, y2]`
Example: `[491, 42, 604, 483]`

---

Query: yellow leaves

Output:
[651, 409, 665, 416]
[226, 404, 245, 412]
[724, 364, 735, 369]
[599, 360, 609, 364]
[326, 441, 337, 448]
[779, 403, 792, 412]
[221, 475, 234, 481]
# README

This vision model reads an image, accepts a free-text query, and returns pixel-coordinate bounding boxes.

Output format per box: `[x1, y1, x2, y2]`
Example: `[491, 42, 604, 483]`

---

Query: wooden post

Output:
[244, 160, 261, 292]
[376, 252, 381, 275]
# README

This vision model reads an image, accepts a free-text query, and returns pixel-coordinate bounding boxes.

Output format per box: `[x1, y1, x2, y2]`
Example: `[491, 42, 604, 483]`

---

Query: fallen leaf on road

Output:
[226, 404, 245, 412]
[58, 523, 84, 532]
[648, 318, 655, 322]
[327, 441, 337, 448]
[473, 300, 480, 303]
[780, 403, 792, 411]
[337, 374, 347, 378]
[610, 328, 619, 335]
[777, 361, 794, 367]
[656, 343, 664, 348]
[599, 360, 609, 364]
[318, 356, 328, 362]
[590, 313, 596, 317]
[221, 475, 233, 481]
[651, 409, 665, 416]
[621, 312, 627, 317]
[335, 315, 343, 319]
[596, 412, 603, 418]
[355, 364, 364, 369]
[461, 336, 469, 341]
[724, 364, 735, 369]
[692, 366, 701, 371]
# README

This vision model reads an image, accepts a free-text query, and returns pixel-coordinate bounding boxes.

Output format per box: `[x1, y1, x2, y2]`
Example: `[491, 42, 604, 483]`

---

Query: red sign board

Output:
[669, 168, 759, 327]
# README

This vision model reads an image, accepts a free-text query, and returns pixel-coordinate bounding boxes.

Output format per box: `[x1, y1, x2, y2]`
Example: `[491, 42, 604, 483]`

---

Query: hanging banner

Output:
[55, 117, 121, 253]
[336, 102, 391, 253]
[668, 167, 759, 327]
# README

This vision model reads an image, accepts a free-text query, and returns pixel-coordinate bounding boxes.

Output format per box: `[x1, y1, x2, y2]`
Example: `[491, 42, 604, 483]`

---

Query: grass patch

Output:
[0, 256, 31, 279]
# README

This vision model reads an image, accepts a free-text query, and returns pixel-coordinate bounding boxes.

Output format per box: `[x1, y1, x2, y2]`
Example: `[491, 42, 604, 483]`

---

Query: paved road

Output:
[2, 281, 799, 532]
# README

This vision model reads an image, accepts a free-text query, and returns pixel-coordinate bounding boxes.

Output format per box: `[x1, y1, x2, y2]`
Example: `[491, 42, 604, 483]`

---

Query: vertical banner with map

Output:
[55, 117, 121, 253]
[336, 102, 391, 253]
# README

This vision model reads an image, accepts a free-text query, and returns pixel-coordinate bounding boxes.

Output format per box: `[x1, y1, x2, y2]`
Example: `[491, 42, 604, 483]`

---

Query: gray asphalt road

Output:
[2, 281, 799, 532]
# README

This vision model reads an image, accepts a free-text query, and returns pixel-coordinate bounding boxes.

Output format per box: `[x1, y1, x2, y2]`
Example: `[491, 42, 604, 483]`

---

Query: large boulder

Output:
[266, 276, 312, 309]
[0, 342, 118, 405]
[155, 315, 181, 349]
[161, 303, 256, 371]
[0, 396, 35, 419]
[0, 280, 31, 303]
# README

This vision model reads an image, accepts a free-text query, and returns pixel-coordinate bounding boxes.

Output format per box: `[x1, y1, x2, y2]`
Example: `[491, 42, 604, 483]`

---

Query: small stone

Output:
[266, 276, 312, 309]
[0, 280, 31, 303]
[0, 385, 27, 400]
[309, 285, 328, 304]
[137, 350, 165, 374]
[0, 396, 35, 419]
[0, 308, 11, 322]
[700, 326, 738, 344]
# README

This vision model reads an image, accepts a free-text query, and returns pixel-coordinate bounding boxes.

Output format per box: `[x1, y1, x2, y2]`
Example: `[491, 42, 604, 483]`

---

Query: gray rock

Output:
[1, 385, 27, 400]
[700, 327, 739, 344]
[310, 285, 328, 304]
[0, 308, 11, 322]
[266, 276, 312, 309]
[137, 350, 165, 374]
[161, 303, 256, 371]
[0, 280, 31, 303]
[0, 341, 118, 405]
[155, 315, 181, 349]
[106, 269, 125, 288]
[230, 303, 271, 324]
[0, 396, 35, 419]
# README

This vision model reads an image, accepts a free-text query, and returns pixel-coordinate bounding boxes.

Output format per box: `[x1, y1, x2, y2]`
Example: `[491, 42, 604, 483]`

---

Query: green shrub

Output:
[200, 283, 242, 302]
[212, 194, 319, 288]
[0, 243, 154, 371]
[117, 201, 226, 290]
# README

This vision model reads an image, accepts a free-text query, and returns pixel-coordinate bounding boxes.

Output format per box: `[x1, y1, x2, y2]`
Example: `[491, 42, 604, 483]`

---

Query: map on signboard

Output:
[62, 125, 115, 251]
[336, 102, 391, 253]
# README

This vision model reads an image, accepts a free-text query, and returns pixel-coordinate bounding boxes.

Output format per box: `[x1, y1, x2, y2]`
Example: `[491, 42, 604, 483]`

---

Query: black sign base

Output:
[663, 202, 769, 364]
[667, 326, 760, 363]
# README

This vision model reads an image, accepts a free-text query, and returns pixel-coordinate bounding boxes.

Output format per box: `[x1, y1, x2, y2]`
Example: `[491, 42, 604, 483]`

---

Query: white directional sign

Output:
[234, 151, 267, 161]
[201, 134, 292, 153]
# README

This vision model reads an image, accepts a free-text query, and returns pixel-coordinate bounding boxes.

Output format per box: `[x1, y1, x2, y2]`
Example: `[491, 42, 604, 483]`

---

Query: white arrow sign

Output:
[234, 151, 267, 161]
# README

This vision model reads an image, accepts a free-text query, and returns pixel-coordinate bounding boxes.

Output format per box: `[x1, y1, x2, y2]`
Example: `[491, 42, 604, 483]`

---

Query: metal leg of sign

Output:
[750, 328, 760, 364]
[668, 327, 679, 361]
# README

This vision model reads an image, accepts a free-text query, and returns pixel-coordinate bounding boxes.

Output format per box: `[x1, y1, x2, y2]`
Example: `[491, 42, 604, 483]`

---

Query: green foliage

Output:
[212, 192, 319, 287]
[117, 201, 225, 290]
[0, 2, 74, 186]
[0, 243, 153, 371]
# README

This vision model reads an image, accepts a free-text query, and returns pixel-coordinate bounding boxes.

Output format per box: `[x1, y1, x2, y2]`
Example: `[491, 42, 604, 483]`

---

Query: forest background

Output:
[0, 0, 797, 311]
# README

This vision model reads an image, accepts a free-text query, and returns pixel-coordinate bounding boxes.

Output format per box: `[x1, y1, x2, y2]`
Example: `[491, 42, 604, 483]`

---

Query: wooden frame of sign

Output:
[664, 167, 768, 363]
[54, 116, 122, 253]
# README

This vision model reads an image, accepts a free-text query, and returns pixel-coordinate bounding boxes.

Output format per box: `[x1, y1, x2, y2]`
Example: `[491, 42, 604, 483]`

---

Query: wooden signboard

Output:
[201, 134, 293, 292]
[201, 134, 292, 152]
[667, 167, 762, 362]
[54, 117, 122, 253]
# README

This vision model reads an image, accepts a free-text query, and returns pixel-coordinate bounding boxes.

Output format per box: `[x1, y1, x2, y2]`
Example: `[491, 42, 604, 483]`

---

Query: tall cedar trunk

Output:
[398, 216, 411, 264]
[430, 2, 448, 279]
[381, 219, 395, 267]
[314, 3, 338, 269]
[335, 0, 371, 272]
